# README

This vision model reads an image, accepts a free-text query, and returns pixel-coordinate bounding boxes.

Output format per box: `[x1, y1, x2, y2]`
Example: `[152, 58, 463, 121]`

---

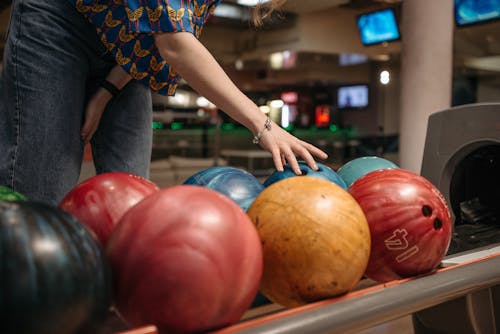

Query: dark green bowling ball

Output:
[0, 185, 27, 201]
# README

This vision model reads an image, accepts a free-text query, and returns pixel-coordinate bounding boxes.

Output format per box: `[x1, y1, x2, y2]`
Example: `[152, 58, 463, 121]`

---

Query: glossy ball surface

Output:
[348, 168, 452, 282]
[184, 166, 264, 211]
[107, 185, 263, 333]
[59, 172, 159, 246]
[337, 156, 398, 188]
[0, 201, 111, 334]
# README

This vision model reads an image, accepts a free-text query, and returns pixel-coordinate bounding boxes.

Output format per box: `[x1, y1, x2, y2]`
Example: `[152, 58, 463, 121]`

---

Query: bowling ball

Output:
[247, 177, 370, 308]
[183, 166, 264, 211]
[59, 172, 159, 246]
[263, 161, 347, 189]
[337, 156, 398, 188]
[348, 168, 452, 283]
[0, 201, 111, 334]
[0, 185, 26, 201]
[106, 185, 263, 333]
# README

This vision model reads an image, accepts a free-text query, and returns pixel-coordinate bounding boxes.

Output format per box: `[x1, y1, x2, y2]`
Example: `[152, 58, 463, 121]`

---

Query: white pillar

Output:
[399, 0, 454, 173]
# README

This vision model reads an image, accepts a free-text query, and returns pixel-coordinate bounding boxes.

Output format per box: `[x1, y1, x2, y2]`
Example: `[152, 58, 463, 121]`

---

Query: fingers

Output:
[301, 141, 328, 160]
[81, 109, 102, 144]
[80, 121, 91, 144]
[283, 149, 301, 175]
[81, 125, 96, 145]
[80, 107, 101, 144]
[274, 142, 326, 175]
[271, 149, 284, 172]
[280, 154, 286, 167]
[261, 124, 329, 176]
[295, 147, 318, 171]
[81, 93, 108, 144]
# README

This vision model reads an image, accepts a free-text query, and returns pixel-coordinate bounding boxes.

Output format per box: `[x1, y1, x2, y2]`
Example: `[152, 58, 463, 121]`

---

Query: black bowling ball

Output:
[0, 201, 111, 334]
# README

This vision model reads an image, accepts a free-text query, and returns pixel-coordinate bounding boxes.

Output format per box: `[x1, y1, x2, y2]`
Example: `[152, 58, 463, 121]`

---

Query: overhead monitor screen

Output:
[455, 0, 500, 26]
[357, 8, 400, 46]
[338, 85, 369, 109]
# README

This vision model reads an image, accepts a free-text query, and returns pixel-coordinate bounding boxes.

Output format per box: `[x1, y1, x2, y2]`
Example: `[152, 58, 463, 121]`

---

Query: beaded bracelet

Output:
[100, 79, 121, 97]
[252, 117, 272, 144]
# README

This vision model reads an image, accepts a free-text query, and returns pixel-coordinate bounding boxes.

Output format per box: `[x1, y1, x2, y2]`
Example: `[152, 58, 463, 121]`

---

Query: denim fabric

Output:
[0, 0, 153, 205]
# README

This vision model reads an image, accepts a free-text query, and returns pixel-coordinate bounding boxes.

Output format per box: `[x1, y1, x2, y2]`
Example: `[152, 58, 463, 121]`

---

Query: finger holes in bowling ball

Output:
[421, 205, 433, 217]
[433, 218, 443, 230]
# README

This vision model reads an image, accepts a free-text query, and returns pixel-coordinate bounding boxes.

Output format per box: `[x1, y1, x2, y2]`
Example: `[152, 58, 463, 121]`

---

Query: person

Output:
[0, 0, 327, 206]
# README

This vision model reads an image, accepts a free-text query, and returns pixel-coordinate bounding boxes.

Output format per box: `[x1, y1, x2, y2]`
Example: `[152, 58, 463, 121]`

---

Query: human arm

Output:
[80, 65, 132, 144]
[153, 32, 327, 173]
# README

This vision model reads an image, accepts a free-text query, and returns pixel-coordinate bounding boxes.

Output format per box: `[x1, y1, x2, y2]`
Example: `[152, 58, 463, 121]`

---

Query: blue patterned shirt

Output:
[68, 0, 222, 95]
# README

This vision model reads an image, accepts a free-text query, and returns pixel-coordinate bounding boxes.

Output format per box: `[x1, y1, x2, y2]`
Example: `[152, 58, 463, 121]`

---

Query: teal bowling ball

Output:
[263, 161, 347, 189]
[337, 156, 398, 188]
[183, 166, 264, 211]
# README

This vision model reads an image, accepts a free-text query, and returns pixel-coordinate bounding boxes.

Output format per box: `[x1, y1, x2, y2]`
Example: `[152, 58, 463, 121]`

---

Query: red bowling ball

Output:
[106, 185, 263, 334]
[59, 172, 159, 246]
[348, 168, 452, 283]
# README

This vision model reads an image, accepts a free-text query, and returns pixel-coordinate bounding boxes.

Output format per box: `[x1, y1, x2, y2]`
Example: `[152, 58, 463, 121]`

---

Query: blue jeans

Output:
[0, 0, 153, 205]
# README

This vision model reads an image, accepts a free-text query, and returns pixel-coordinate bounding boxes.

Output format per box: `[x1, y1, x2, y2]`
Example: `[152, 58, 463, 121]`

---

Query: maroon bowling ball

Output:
[59, 172, 159, 246]
[348, 168, 452, 283]
[106, 185, 263, 334]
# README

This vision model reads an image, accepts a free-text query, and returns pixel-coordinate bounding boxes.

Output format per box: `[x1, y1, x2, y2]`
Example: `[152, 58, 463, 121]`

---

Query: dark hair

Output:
[253, 0, 287, 27]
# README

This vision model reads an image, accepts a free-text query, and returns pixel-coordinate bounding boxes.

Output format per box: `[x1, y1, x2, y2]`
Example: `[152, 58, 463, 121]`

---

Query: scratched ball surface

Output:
[183, 166, 264, 211]
[247, 177, 370, 308]
[348, 168, 452, 283]
[59, 172, 159, 246]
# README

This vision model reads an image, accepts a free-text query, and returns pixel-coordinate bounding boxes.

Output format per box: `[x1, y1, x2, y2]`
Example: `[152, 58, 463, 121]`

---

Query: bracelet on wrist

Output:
[100, 79, 121, 97]
[252, 117, 271, 144]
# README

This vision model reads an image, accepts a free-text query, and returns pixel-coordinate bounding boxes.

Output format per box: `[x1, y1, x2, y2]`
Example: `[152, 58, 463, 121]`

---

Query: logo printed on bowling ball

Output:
[263, 161, 347, 189]
[348, 168, 452, 283]
[384, 229, 419, 263]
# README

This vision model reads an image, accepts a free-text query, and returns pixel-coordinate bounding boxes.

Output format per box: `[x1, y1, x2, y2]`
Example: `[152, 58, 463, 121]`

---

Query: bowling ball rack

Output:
[105, 103, 500, 333]
[107, 246, 500, 333]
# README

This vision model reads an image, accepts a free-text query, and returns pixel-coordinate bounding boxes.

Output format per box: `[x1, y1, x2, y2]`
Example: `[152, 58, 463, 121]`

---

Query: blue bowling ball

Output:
[337, 156, 398, 188]
[184, 166, 264, 211]
[263, 161, 347, 189]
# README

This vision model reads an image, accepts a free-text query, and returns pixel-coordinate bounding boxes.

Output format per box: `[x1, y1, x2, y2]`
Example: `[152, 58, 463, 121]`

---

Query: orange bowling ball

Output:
[247, 177, 371, 308]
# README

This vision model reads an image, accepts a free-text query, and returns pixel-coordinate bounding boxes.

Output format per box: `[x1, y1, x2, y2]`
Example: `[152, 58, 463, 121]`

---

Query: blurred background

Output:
[1, 0, 499, 179]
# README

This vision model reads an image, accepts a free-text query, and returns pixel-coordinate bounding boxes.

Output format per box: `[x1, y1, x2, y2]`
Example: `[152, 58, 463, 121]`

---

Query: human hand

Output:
[257, 120, 328, 175]
[80, 89, 111, 144]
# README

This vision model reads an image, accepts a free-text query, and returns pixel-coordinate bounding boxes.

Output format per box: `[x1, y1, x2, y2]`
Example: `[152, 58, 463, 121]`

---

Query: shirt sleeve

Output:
[124, 0, 222, 36]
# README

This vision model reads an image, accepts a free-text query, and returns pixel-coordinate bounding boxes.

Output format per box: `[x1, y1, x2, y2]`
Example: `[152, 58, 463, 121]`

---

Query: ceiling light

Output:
[237, 0, 271, 6]
[380, 70, 390, 85]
